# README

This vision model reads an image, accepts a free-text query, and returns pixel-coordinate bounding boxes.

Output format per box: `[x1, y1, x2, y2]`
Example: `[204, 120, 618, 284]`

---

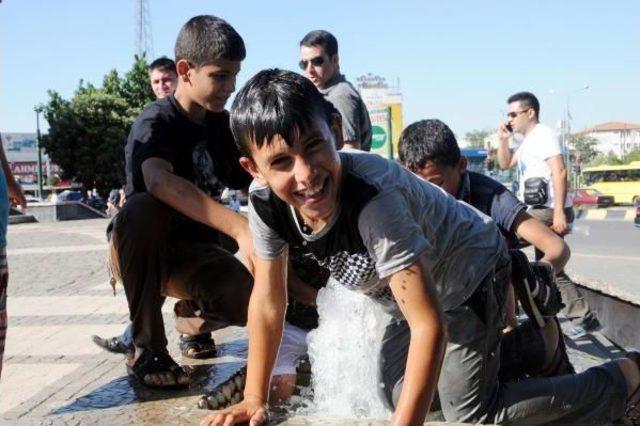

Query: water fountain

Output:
[303, 279, 392, 421]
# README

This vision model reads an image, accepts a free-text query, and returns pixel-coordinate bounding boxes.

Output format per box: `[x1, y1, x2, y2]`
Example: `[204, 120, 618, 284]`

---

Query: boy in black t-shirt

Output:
[393, 119, 576, 398]
[109, 15, 253, 389]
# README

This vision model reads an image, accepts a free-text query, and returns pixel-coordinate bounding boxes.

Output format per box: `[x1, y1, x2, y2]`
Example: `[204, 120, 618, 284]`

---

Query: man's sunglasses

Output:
[507, 109, 530, 119]
[299, 56, 325, 70]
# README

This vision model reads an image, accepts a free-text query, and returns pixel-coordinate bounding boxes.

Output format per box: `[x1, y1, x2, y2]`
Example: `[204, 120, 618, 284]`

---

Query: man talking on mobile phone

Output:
[496, 91, 600, 338]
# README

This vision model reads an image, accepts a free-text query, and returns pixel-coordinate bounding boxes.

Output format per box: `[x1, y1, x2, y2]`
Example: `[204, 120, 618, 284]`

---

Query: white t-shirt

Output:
[515, 123, 572, 208]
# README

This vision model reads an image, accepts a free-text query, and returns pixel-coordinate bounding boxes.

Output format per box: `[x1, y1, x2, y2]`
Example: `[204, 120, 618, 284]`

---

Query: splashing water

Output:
[304, 279, 392, 420]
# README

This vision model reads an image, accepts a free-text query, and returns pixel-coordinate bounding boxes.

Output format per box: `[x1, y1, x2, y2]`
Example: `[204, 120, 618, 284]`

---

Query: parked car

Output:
[571, 188, 614, 208]
[57, 190, 83, 202]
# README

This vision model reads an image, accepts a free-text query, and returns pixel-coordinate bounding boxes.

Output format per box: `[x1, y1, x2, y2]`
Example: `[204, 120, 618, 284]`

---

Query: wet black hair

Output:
[507, 91, 540, 119]
[230, 69, 338, 157]
[299, 30, 338, 57]
[174, 15, 246, 67]
[398, 119, 461, 171]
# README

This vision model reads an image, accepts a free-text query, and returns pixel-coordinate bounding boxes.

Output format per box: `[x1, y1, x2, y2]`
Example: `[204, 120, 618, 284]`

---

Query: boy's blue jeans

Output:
[379, 253, 627, 424]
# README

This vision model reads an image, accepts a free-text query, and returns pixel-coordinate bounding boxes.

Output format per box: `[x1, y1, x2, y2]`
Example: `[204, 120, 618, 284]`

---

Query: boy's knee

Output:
[115, 193, 172, 237]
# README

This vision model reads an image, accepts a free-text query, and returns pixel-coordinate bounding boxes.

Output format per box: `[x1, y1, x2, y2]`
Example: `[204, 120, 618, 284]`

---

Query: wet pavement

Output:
[0, 219, 621, 425]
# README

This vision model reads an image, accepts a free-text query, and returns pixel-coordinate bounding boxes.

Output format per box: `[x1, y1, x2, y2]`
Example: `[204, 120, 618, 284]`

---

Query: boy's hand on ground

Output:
[199, 398, 267, 426]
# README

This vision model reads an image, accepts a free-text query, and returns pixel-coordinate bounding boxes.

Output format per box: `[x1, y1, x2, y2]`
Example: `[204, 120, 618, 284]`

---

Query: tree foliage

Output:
[568, 135, 599, 165]
[464, 129, 490, 149]
[625, 149, 640, 163]
[41, 55, 153, 196]
[590, 150, 624, 166]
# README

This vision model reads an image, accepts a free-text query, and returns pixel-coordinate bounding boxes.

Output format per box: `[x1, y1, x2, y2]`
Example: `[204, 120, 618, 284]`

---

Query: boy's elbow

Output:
[145, 173, 172, 198]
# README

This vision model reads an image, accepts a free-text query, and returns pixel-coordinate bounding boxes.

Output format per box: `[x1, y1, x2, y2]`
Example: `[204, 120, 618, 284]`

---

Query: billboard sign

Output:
[368, 107, 393, 159]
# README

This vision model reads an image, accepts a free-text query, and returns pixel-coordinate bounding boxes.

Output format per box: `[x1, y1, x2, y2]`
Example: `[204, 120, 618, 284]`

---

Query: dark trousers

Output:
[378, 255, 627, 424]
[109, 193, 253, 351]
[527, 207, 598, 328]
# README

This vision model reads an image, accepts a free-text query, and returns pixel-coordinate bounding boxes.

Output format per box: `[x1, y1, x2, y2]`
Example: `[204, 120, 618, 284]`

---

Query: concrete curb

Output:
[574, 206, 635, 222]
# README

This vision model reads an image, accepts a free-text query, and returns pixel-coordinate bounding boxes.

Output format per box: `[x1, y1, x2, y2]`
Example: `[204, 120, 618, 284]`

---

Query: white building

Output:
[572, 122, 640, 158]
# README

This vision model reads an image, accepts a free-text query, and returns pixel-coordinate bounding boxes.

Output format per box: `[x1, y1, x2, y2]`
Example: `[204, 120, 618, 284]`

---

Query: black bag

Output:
[523, 177, 548, 206]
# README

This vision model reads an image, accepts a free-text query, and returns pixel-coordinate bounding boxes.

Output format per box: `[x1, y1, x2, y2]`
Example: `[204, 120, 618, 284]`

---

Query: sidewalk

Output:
[0, 219, 620, 425]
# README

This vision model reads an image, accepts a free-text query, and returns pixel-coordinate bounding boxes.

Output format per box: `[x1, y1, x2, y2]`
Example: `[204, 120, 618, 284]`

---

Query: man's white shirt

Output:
[514, 123, 572, 208]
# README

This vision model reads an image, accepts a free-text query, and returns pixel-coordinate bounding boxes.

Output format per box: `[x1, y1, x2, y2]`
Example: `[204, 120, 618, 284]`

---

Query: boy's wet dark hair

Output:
[299, 30, 338, 56]
[507, 91, 540, 119]
[398, 119, 461, 171]
[230, 69, 337, 157]
[174, 15, 246, 67]
[148, 56, 176, 73]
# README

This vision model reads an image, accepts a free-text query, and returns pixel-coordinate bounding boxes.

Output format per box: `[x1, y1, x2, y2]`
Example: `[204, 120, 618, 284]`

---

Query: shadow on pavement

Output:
[49, 349, 247, 415]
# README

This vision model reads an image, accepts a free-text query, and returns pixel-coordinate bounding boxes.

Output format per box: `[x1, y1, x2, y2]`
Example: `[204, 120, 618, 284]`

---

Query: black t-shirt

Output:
[124, 95, 251, 242]
[458, 171, 526, 248]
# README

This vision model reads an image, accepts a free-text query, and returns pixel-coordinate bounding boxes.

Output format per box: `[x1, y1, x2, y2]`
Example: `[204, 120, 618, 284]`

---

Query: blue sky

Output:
[1, 0, 639, 137]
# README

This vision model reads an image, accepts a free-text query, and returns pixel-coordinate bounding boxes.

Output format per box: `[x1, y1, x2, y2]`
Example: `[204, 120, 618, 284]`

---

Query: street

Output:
[567, 216, 640, 301]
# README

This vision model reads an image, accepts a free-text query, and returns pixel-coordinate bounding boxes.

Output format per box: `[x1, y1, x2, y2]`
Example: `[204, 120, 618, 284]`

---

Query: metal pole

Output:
[35, 106, 44, 199]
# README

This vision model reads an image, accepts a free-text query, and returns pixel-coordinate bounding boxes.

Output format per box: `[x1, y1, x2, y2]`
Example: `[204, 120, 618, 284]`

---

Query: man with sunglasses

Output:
[299, 30, 372, 151]
[496, 91, 599, 338]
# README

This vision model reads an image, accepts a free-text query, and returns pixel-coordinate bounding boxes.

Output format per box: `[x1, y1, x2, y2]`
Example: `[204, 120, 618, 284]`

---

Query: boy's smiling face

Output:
[240, 115, 343, 231]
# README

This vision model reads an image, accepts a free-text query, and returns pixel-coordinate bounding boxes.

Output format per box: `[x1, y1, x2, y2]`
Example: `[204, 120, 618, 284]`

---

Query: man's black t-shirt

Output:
[124, 95, 251, 242]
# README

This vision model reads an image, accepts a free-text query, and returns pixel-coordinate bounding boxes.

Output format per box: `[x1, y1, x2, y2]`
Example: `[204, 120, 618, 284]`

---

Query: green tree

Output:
[591, 150, 623, 166]
[41, 57, 153, 197]
[625, 149, 640, 163]
[568, 135, 599, 165]
[42, 87, 135, 196]
[464, 129, 490, 149]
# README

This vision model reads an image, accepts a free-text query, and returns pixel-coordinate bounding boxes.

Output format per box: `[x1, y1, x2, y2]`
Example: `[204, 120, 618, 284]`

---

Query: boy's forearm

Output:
[393, 323, 445, 425]
[0, 137, 17, 184]
[244, 278, 287, 402]
[148, 171, 249, 240]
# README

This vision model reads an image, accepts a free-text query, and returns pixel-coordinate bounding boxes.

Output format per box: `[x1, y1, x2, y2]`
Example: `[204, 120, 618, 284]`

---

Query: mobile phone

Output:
[505, 123, 513, 133]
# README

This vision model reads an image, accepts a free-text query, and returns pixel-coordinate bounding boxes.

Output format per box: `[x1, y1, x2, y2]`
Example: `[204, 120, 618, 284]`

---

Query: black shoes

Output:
[91, 335, 135, 358]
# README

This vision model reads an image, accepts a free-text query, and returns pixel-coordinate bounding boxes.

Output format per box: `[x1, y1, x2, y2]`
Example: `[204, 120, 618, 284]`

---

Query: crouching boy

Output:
[201, 70, 640, 426]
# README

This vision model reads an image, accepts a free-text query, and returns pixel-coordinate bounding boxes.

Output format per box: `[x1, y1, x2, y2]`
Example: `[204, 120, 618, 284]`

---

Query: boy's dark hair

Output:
[507, 91, 540, 119]
[398, 119, 461, 171]
[174, 15, 246, 67]
[148, 56, 176, 74]
[299, 30, 338, 57]
[231, 69, 337, 157]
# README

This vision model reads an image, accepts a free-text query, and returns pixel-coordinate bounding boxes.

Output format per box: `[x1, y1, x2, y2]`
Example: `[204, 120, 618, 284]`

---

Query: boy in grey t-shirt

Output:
[200, 70, 640, 426]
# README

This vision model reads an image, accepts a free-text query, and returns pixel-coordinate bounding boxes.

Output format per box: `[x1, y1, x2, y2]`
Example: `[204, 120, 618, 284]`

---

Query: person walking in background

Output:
[0, 131, 27, 379]
[496, 91, 600, 337]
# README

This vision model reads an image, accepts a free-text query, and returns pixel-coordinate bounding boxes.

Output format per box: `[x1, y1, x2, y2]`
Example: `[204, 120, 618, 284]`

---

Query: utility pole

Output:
[34, 105, 44, 199]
